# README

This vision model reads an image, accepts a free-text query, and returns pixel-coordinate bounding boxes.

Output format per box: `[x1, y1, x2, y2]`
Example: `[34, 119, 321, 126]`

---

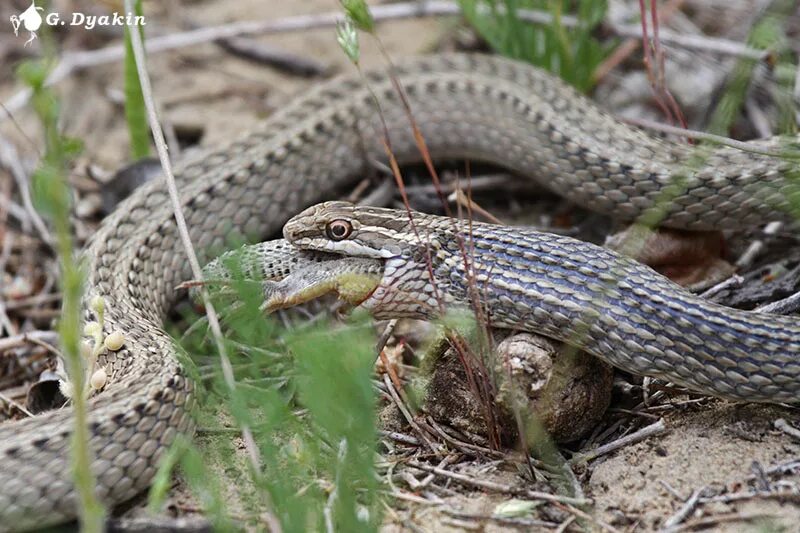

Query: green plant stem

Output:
[21, 57, 105, 530]
[58, 217, 105, 533]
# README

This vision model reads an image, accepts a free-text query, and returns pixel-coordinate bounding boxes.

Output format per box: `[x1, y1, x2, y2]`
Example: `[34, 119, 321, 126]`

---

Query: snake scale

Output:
[1, 53, 799, 529]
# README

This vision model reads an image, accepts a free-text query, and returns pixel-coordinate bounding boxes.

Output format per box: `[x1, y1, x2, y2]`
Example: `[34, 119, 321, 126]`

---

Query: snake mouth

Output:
[259, 254, 386, 312]
[198, 238, 387, 313]
[201, 237, 443, 319]
[198, 237, 391, 312]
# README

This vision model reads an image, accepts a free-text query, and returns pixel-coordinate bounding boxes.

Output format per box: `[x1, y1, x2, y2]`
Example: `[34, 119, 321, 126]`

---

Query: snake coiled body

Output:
[282, 202, 800, 402]
[1, 54, 798, 529]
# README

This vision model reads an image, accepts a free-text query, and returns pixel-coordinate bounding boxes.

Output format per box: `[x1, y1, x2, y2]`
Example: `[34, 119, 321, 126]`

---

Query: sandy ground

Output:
[1, 0, 799, 531]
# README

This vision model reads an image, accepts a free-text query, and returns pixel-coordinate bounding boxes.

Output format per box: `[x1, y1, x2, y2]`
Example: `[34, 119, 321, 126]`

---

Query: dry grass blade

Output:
[0, 136, 53, 246]
[593, 0, 686, 83]
[122, 0, 268, 490]
[637, 0, 688, 129]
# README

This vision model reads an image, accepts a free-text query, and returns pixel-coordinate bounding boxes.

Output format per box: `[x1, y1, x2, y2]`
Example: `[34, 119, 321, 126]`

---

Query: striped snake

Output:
[1, 53, 799, 529]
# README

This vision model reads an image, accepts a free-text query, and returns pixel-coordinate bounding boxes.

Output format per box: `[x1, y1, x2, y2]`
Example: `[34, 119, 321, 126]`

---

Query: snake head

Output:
[284, 201, 431, 260]
[283, 201, 455, 319]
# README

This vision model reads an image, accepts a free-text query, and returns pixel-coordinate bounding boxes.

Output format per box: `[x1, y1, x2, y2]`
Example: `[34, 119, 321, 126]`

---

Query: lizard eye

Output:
[325, 219, 352, 241]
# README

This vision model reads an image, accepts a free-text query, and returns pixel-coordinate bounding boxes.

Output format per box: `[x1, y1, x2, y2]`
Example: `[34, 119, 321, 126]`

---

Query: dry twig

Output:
[665, 511, 775, 532]
[0, 330, 60, 352]
[774, 418, 800, 441]
[405, 460, 591, 507]
[570, 418, 667, 464]
[441, 509, 559, 529]
[662, 486, 707, 529]
[382, 374, 439, 453]
[736, 221, 783, 269]
[756, 290, 800, 315]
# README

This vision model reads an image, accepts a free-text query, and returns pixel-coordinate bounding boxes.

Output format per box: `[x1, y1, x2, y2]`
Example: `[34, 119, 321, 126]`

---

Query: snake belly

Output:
[1, 53, 798, 529]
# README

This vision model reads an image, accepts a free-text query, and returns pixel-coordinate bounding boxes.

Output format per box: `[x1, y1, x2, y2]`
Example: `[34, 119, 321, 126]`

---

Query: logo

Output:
[10, 1, 44, 47]
[9, 2, 146, 47]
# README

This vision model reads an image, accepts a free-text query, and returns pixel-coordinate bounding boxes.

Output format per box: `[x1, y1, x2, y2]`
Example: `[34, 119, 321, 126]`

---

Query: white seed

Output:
[83, 321, 101, 336]
[104, 331, 125, 351]
[90, 367, 108, 390]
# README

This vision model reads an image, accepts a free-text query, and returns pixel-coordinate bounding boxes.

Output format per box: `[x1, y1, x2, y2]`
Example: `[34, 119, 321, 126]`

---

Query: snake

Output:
[1, 53, 799, 530]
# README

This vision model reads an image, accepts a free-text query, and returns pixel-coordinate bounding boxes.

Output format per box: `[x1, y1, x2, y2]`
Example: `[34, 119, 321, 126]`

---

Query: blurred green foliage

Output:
[160, 257, 382, 531]
[708, 11, 795, 136]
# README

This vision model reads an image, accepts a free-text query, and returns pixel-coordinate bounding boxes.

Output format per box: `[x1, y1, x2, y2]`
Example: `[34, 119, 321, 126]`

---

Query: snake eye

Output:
[325, 219, 352, 241]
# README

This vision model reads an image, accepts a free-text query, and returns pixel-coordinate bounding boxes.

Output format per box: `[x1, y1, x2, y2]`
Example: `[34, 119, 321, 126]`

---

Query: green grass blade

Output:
[457, 0, 613, 92]
[123, 0, 150, 159]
